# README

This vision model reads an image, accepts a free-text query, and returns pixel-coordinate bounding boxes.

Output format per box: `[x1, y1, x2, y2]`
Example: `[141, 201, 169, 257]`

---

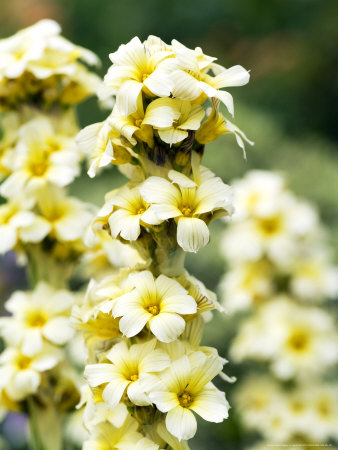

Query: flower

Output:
[0, 196, 50, 254]
[170, 49, 249, 115]
[112, 270, 197, 342]
[142, 98, 205, 146]
[106, 185, 161, 241]
[99, 36, 174, 116]
[83, 414, 157, 450]
[230, 297, 338, 379]
[76, 118, 132, 178]
[195, 99, 253, 154]
[85, 339, 170, 408]
[0, 343, 62, 401]
[36, 185, 93, 242]
[144, 354, 229, 441]
[0, 282, 75, 356]
[0, 20, 100, 108]
[141, 166, 233, 252]
[0, 116, 80, 198]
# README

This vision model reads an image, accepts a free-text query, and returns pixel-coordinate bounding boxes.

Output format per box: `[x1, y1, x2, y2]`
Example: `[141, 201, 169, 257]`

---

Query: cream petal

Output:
[161, 294, 197, 315]
[116, 80, 143, 117]
[149, 204, 181, 221]
[141, 176, 180, 206]
[178, 105, 205, 131]
[129, 270, 156, 296]
[166, 406, 197, 441]
[158, 128, 188, 146]
[109, 209, 141, 241]
[190, 388, 229, 422]
[144, 70, 173, 97]
[143, 98, 179, 128]
[118, 310, 150, 337]
[188, 356, 223, 393]
[155, 274, 187, 298]
[21, 329, 43, 357]
[0, 171, 29, 198]
[149, 313, 186, 343]
[149, 391, 179, 413]
[10, 211, 35, 227]
[213, 65, 250, 88]
[161, 355, 191, 393]
[168, 170, 197, 188]
[14, 369, 40, 396]
[18, 216, 51, 243]
[43, 317, 74, 345]
[139, 349, 170, 373]
[127, 380, 151, 406]
[171, 70, 202, 101]
[215, 89, 234, 116]
[177, 217, 209, 253]
[76, 122, 103, 155]
[84, 363, 116, 387]
[54, 211, 91, 241]
[102, 378, 130, 408]
[31, 350, 61, 371]
[0, 225, 17, 253]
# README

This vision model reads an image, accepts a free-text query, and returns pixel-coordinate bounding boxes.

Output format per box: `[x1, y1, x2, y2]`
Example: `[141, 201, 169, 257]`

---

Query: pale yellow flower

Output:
[170, 50, 249, 115]
[83, 415, 155, 450]
[99, 36, 174, 116]
[0, 196, 50, 254]
[105, 185, 161, 241]
[141, 166, 233, 252]
[85, 339, 170, 408]
[1, 116, 80, 198]
[144, 354, 229, 441]
[108, 97, 154, 148]
[195, 100, 253, 154]
[112, 270, 197, 342]
[76, 118, 132, 178]
[0, 282, 75, 356]
[142, 98, 205, 146]
[0, 343, 62, 401]
[36, 185, 93, 242]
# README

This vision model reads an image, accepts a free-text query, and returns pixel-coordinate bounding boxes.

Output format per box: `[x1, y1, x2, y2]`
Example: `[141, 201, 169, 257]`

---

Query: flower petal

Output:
[177, 217, 209, 253]
[149, 313, 186, 343]
[166, 406, 197, 441]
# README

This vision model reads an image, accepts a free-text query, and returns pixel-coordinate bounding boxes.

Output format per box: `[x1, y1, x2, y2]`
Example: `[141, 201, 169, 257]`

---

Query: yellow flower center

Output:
[178, 391, 193, 408]
[46, 139, 62, 153]
[181, 206, 193, 217]
[137, 207, 146, 215]
[287, 330, 309, 352]
[317, 400, 330, 418]
[135, 118, 143, 128]
[142, 73, 150, 82]
[30, 161, 47, 177]
[129, 374, 139, 382]
[25, 311, 47, 328]
[16, 355, 31, 370]
[147, 305, 160, 316]
[258, 216, 282, 236]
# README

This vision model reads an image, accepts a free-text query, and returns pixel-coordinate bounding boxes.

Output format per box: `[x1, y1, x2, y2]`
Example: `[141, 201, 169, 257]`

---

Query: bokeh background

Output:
[0, 0, 338, 448]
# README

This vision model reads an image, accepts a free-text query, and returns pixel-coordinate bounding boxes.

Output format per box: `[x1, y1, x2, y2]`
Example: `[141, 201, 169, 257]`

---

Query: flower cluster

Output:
[0, 20, 100, 448]
[0, 19, 100, 110]
[74, 35, 250, 447]
[219, 170, 338, 448]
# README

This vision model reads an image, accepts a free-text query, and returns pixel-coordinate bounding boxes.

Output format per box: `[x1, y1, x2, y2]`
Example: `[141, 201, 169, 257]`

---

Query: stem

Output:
[27, 398, 63, 450]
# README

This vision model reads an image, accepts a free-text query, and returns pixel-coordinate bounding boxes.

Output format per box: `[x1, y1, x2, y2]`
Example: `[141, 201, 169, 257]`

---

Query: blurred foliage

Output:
[0, 0, 338, 448]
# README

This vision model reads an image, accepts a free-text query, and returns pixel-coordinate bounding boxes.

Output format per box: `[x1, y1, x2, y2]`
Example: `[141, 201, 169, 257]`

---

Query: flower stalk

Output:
[75, 35, 252, 448]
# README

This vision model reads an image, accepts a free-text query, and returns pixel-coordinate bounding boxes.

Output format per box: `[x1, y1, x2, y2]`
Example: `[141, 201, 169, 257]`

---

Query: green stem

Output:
[28, 398, 63, 450]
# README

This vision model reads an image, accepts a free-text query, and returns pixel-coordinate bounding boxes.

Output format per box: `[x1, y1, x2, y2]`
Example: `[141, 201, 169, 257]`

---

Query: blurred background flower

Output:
[0, 0, 337, 448]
